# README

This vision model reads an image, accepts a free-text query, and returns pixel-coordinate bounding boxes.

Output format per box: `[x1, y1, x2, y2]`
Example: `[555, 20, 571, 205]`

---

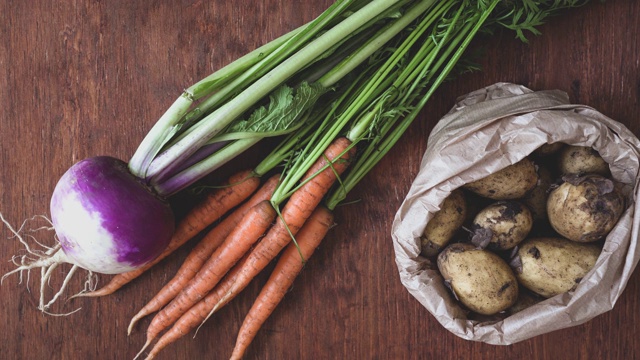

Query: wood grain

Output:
[1, 1, 638, 359]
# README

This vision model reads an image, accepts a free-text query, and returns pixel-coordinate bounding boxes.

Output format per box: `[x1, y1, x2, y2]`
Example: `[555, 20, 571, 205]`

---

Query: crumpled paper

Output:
[391, 82, 640, 345]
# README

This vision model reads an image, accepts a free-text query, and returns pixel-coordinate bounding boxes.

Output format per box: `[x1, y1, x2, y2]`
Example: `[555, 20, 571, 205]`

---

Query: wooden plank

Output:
[0, 1, 638, 359]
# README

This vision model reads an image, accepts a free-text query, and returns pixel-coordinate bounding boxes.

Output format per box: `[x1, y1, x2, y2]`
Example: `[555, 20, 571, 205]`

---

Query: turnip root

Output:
[2, 156, 175, 311]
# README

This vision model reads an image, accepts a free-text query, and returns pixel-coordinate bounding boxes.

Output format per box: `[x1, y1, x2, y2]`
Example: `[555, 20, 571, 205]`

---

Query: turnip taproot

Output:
[1, 157, 175, 312]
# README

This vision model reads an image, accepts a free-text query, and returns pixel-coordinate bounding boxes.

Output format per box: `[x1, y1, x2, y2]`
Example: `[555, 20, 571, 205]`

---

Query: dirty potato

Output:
[506, 289, 542, 315]
[558, 145, 610, 176]
[515, 237, 601, 298]
[437, 243, 518, 315]
[471, 201, 533, 250]
[420, 189, 467, 257]
[521, 165, 553, 224]
[464, 158, 538, 200]
[547, 174, 625, 242]
[533, 142, 565, 157]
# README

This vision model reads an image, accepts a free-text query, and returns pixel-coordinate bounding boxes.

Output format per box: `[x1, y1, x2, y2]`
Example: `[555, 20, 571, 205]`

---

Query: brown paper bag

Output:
[391, 82, 640, 345]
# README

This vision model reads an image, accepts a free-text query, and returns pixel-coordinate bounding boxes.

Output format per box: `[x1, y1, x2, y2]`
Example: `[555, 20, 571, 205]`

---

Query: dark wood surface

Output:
[1, 1, 639, 359]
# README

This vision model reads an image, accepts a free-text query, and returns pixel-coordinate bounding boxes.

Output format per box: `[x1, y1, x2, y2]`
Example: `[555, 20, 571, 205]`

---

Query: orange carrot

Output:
[230, 206, 334, 360]
[140, 254, 249, 360]
[74, 169, 260, 298]
[141, 206, 334, 360]
[211, 137, 354, 313]
[140, 199, 277, 351]
[138, 137, 353, 360]
[128, 174, 280, 334]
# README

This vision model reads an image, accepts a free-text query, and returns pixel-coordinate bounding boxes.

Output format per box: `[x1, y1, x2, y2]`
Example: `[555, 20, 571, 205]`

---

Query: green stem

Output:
[128, 0, 357, 180]
[268, 0, 442, 205]
[186, 25, 307, 101]
[252, 108, 329, 177]
[176, 0, 358, 133]
[128, 25, 307, 179]
[318, 0, 437, 87]
[325, 0, 501, 210]
[155, 138, 260, 196]
[145, 0, 402, 183]
[128, 94, 193, 178]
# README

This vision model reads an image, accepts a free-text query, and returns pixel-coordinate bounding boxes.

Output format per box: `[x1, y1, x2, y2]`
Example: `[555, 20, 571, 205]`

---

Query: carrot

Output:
[230, 206, 334, 360]
[128, 174, 280, 334]
[211, 137, 354, 315]
[73, 169, 260, 298]
[139, 199, 277, 352]
[139, 254, 249, 360]
[137, 137, 353, 360]
[141, 206, 334, 360]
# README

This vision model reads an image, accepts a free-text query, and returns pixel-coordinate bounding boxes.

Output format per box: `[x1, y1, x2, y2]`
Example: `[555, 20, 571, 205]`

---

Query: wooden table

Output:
[1, 1, 638, 359]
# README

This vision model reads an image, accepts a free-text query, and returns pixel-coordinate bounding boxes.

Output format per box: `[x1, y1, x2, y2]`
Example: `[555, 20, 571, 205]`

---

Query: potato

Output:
[420, 189, 467, 257]
[463, 158, 538, 200]
[521, 165, 553, 224]
[547, 174, 625, 242]
[437, 243, 518, 315]
[506, 289, 542, 315]
[533, 142, 565, 157]
[515, 237, 601, 298]
[471, 201, 533, 250]
[557, 145, 610, 176]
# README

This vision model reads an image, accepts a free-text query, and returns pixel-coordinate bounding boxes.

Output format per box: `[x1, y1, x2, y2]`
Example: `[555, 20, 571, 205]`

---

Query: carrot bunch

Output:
[136, 136, 355, 359]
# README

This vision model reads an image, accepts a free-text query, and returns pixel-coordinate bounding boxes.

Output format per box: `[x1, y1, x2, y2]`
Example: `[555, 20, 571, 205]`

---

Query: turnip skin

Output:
[50, 156, 175, 274]
[546, 174, 624, 243]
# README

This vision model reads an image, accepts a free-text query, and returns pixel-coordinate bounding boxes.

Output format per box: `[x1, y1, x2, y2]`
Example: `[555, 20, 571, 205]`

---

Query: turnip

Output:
[49, 157, 175, 274]
[2, 157, 175, 311]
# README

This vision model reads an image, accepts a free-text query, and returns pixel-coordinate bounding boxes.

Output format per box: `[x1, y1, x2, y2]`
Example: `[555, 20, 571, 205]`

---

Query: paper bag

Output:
[391, 82, 640, 345]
